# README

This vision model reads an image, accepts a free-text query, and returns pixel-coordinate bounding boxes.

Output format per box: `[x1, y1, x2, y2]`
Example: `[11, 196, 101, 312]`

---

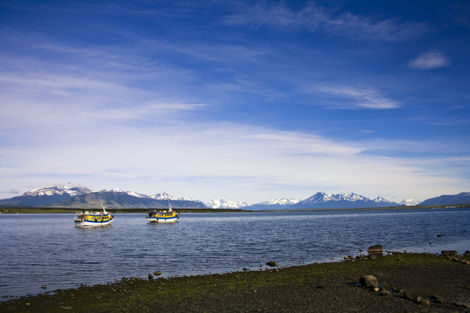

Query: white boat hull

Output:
[146, 217, 178, 223]
[76, 218, 113, 227]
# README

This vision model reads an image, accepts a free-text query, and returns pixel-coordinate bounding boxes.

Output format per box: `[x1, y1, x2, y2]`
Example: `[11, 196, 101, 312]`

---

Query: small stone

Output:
[41, 285, 47, 289]
[373, 287, 380, 292]
[455, 302, 470, 308]
[431, 295, 445, 304]
[421, 298, 431, 306]
[441, 250, 458, 257]
[147, 273, 153, 280]
[153, 271, 162, 276]
[367, 245, 384, 254]
[359, 275, 379, 289]
[416, 296, 423, 303]
[403, 291, 413, 300]
[266, 261, 277, 267]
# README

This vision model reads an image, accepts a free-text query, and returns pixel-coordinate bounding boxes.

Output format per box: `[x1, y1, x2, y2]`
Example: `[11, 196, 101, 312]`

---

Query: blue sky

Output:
[1, 0, 469, 203]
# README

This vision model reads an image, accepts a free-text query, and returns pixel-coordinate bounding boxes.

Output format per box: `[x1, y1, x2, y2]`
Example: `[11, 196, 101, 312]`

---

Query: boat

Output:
[146, 203, 179, 223]
[74, 208, 113, 227]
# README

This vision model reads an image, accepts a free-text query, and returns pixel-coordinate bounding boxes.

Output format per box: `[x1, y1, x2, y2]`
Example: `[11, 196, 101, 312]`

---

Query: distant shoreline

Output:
[0, 204, 469, 214]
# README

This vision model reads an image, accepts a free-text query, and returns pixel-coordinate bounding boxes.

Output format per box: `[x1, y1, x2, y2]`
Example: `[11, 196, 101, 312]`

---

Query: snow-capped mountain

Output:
[0, 185, 92, 207]
[292, 192, 399, 209]
[206, 198, 248, 209]
[0, 185, 207, 209]
[24, 185, 92, 197]
[246, 198, 300, 210]
[400, 199, 419, 206]
[260, 198, 300, 205]
[104, 188, 148, 198]
[151, 192, 177, 200]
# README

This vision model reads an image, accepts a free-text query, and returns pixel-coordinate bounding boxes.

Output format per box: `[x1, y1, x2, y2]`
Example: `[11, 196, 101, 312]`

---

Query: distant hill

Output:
[419, 192, 470, 206]
[0, 186, 207, 209]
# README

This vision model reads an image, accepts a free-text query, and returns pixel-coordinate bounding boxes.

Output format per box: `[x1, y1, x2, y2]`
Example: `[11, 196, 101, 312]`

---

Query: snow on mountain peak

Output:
[151, 192, 177, 200]
[261, 198, 300, 205]
[206, 198, 248, 209]
[400, 199, 419, 206]
[103, 189, 148, 198]
[305, 192, 391, 203]
[24, 185, 92, 197]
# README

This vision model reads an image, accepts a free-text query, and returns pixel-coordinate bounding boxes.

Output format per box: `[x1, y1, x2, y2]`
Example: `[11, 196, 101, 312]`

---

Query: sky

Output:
[1, 0, 470, 203]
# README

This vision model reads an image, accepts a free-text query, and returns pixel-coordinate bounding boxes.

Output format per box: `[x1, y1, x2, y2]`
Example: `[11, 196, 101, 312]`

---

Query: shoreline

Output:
[1, 204, 469, 214]
[1, 252, 470, 312]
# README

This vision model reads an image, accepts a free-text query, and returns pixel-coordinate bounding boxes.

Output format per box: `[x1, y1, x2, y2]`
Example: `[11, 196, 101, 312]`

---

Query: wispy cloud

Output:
[409, 51, 450, 69]
[223, 2, 428, 41]
[314, 86, 400, 109]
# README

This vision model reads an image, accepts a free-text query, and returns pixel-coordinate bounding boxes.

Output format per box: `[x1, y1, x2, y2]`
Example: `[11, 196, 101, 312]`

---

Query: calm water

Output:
[1, 208, 470, 299]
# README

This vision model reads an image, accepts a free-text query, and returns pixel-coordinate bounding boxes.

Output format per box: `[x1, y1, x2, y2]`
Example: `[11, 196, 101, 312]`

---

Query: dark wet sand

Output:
[1, 253, 470, 313]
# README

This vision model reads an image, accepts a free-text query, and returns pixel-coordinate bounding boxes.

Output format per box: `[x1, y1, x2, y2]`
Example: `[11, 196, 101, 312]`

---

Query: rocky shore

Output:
[1, 251, 470, 313]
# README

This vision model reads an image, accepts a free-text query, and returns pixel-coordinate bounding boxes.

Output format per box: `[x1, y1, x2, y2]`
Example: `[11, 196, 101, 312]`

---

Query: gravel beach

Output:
[1, 252, 470, 313]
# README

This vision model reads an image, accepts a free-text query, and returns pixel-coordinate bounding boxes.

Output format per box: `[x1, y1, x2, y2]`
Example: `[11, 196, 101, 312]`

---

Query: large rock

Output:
[367, 245, 383, 254]
[359, 275, 379, 289]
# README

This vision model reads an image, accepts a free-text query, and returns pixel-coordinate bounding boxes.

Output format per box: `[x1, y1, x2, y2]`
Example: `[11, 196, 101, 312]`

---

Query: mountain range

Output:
[419, 192, 470, 206]
[0, 185, 468, 209]
[0, 185, 206, 209]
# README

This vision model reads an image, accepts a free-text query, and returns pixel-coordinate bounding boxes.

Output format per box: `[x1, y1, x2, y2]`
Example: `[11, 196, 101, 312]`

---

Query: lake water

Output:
[1, 208, 470, 299]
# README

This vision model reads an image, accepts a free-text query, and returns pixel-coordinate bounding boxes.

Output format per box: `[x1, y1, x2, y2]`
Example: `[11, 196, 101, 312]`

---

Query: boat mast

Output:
[99, 195, 106, 213]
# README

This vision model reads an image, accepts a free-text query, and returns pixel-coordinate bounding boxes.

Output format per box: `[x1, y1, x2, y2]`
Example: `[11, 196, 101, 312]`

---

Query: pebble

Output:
[431, 295, 445, 304]
[367, 245, 384, 254]
[266, 261, 277, 267]
[441, 250, 458, 257]
[359, 275, 379, 289]
[455, 302, 470, 308]
[153, 271, 162, 276]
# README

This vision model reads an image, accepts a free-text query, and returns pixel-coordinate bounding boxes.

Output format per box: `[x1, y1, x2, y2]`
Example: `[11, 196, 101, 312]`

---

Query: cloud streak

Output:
[223, 2, 428, 41]
[314, 85, 400, 109]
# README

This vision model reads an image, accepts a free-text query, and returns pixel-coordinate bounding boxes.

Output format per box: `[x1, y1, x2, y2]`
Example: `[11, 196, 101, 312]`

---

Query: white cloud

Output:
[409, 51, 450, 69]
[0, 100, 467, 203]
[223, 2, 428, 41]
[315, 85, 400, 109]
